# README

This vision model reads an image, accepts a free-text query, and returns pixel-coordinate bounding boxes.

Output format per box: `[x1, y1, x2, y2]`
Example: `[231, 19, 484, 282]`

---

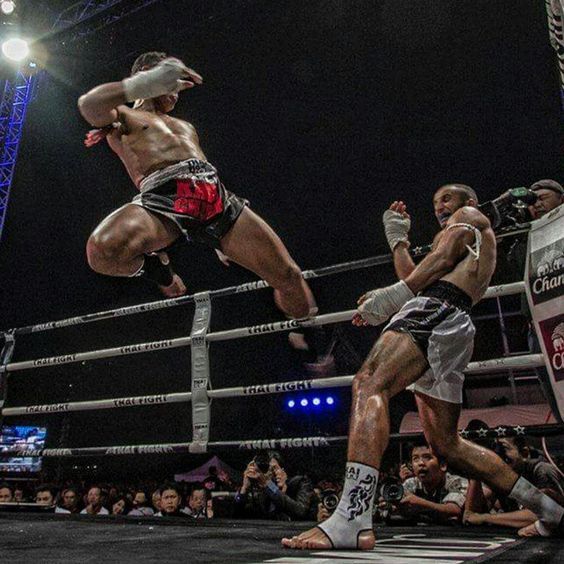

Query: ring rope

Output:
[7, 226, 529, 336]
[3, 423, 561, 459]
[0, 281, 526, 374]
[1, 354, 544, 417]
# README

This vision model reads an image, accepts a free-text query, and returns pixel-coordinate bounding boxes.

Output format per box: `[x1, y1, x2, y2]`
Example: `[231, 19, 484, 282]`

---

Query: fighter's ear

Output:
[466, 198, 478, 208]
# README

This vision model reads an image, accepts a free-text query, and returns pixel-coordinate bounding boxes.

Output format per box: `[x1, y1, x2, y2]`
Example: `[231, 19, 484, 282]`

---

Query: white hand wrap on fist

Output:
[383, 209, 411, 252]
[122, 59, 188, 102]
[357, 280, 414, 326]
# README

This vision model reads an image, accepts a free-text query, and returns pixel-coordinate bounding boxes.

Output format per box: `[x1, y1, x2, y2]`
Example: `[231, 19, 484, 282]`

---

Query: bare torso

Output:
[106, 104, 206, 188]
[432, 215, 497, 304]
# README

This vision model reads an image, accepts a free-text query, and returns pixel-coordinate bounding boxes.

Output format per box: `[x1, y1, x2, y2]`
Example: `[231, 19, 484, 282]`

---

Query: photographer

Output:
[233, 451, 314, 521]
[390, 442, 467, 524]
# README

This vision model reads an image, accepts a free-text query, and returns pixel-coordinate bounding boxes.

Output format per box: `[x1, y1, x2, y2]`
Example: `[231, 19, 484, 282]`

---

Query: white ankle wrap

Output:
[318, 462, 378, 548]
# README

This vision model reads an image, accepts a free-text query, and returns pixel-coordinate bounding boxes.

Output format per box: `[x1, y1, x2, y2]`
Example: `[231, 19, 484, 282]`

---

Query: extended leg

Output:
[282, 331, 429, 550]
[220, 207, 316, 319]
[417, 393, 564, 536]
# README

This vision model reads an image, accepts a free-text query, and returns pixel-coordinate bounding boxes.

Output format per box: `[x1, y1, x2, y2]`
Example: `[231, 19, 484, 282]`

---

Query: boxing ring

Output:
[0, 237, 559, 457]
[0, 237, 563, 563]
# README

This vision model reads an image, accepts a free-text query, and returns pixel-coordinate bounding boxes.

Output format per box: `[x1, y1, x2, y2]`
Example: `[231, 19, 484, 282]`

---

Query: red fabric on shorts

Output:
[173, 178, 224, 221]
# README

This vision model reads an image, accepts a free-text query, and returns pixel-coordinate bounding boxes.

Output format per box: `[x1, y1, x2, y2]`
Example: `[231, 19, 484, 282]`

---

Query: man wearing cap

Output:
[528, 179, 564, 220]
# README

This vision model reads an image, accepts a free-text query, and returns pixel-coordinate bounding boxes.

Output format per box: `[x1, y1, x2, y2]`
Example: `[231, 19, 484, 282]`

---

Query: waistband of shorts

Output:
[139, 159, 217, 193]
[420, 280, 473, 313]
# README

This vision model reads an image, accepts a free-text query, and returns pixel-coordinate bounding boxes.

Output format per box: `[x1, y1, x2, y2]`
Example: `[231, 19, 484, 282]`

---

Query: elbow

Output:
[77, 94, 107, 127]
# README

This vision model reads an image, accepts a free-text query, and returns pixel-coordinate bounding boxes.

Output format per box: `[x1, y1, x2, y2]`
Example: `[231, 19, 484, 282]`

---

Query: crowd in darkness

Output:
[1, 435, 563, 535]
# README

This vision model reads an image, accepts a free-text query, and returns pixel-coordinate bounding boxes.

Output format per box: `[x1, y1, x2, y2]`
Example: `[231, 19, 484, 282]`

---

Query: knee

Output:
[426, 433, 460, 461]
[86, 228, 146, 272]
[352, 369, 388, 401]
[274, 262, 303, 291]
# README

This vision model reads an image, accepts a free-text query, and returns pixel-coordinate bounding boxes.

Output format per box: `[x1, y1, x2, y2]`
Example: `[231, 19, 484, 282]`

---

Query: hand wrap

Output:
[383, 209, 410, 251]
[357, 280, 414, 326]
[123, 59, 187, 102]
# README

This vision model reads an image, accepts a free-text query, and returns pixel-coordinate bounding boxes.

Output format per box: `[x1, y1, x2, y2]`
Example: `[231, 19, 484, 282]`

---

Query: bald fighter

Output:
[78, 52, 316, 319]
[283, 184, 564, 549]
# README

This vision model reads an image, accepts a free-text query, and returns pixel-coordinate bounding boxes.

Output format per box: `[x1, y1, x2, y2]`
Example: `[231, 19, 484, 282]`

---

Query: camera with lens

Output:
[252, 452, 271, 475]
[320, 489, 339, 512]
[478, 187, 538, 231]
[380, 478, 404, 503]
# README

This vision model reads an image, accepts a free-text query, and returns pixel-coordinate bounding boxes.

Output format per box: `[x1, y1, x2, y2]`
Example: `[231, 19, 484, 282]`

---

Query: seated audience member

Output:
[151, 489, 162, 514]
[13, 486, 25, 502]
[464, 436, 564, 531]
[35, 484, 69, 513]
[0, 483, 14, 503]
[60, 486, 81, 514]
[182, 483, 209, 518]
[203, 466, 231, 492]
[395, 441, 467, 524]
[111, 492, 134, 516]
[154, 483, 188, 517]
[129, 489, 154, 516]
[80, 486, 109, 516]
[233, 451, 314, 521]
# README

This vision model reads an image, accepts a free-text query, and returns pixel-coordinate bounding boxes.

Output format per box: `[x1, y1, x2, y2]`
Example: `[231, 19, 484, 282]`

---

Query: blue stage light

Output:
[312, 397, 321, 406]
[300, 398, 308, 407]
[326, 396, 334, 405]
[287, 400, 295, 408]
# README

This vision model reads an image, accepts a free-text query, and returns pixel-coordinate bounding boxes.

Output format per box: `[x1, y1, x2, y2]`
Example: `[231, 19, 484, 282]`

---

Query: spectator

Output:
[399, 463, 415, 483]
[154, 483, 187, 517]
[397, 442, 467, 524]
[60, 486, 81, 514]
[0, 484, 13, 503]
[130, 490, 154, 516]
[182, 483, 209, 518]
[111, 493, 133, 516]
[80, 486, 109, 516]
[151, 489, 162, 514]
[36, 484, 70, 514]
[203, 466, 230, 492]
[13, 486, 25, 502]
[528, 179, 564, 221]
[233, 451, 314, 521]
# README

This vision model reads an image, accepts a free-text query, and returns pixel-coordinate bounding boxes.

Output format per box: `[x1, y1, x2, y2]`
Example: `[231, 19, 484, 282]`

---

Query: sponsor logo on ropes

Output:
[105, 446, 175, 455]
[31, 318, 83, 332]
[33, 354, 77, 367]
[529, 243, 564, 305]
[235, 280, 269, 293]
[119, 340, 174, 355]
[16, 448, 71, 457]
[539, 316, 564, 382]
[243, 381, 313, 395]
[113, 395, 168, 408]
[238, 437, 329, 450]
[247, 320, 301, 335]
[26, 403, 70, 413]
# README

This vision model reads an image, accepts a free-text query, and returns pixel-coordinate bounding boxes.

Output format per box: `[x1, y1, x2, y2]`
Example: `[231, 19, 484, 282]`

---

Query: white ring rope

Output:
[1, 354, 544, 417]
[0, 282, 526, 374]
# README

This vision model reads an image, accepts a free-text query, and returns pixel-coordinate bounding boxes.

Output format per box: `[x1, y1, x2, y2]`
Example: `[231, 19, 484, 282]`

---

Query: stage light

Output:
[287, 399, 295, 408]
[300, 398, 308, 407]
[326, 396, 334, 405]
[312, 397, 321, 406]
[0, 1, 15, 16]
[2, 37, 28, 62]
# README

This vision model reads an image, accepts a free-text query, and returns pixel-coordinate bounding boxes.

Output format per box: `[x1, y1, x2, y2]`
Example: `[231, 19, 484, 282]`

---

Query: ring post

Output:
[189, 292, 211, 453]
[0, 330, 15, 425]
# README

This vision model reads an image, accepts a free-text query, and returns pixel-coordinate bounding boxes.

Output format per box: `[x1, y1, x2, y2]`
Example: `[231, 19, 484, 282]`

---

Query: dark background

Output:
[0, 0, 561, 481]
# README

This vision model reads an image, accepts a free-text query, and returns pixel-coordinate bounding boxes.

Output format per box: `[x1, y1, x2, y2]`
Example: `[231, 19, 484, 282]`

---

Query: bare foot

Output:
[281, 526, 375, 550]
[463, 510, 486, 526]
[518, 521, 549, 537]
[159, 273, 187, 298]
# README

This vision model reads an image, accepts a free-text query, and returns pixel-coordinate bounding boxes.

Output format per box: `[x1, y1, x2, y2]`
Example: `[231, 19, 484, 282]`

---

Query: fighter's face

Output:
[433, 186, 469, 228]
[528, 189, 563, 220]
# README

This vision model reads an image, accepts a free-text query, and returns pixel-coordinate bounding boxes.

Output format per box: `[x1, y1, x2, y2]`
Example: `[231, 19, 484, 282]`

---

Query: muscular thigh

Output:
[365, 330, 429, 398]
[415, 392, 461, 441]
[90, 204, 181, 251]
[219, 207, 299, 283]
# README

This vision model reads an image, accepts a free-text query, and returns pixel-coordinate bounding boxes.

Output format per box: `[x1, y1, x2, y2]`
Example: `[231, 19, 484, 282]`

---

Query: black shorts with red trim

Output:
[132, 159, 248, 249]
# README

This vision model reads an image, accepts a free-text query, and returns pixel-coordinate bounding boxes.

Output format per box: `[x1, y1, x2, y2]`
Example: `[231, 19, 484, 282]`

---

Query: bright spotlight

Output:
[0, 1, 15, 16]
[287, 400, 295, 408]
[312, 397, 321, 406]
[2, 37, 29, 62]
[326, 396, 334, 405]
[300, 398, 308, 407]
